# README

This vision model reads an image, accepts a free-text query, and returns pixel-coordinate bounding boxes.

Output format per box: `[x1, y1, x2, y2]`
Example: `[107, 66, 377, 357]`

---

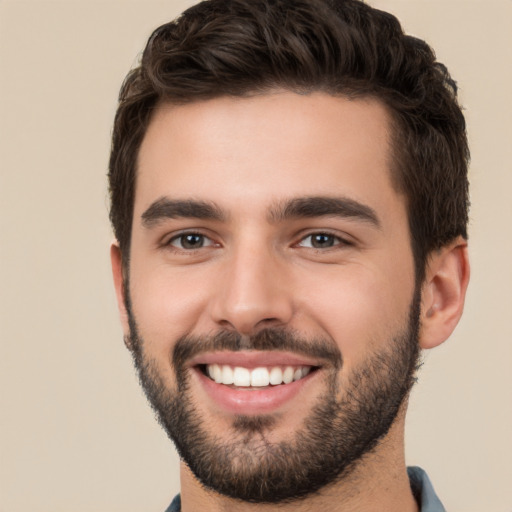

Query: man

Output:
[108, 0, 470, 510]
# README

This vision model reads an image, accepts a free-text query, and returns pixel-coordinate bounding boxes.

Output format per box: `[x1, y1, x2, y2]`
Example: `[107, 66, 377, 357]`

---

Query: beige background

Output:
[1, 1, 511, 511]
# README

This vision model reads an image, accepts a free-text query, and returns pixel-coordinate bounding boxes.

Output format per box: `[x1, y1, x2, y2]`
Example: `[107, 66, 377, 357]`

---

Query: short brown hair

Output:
[109, 0, 469, 281]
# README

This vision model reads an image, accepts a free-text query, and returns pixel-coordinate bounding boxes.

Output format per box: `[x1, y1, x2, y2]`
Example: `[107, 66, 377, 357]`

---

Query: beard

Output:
[124, 290, 420, 504]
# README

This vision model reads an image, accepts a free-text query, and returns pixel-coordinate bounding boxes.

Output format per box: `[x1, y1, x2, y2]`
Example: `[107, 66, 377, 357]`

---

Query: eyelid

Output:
[295, 230, 354, 249]
[162, 230, 219, 250]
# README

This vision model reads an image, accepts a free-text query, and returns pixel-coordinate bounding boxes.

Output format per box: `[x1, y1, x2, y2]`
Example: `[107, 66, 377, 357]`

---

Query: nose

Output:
[209, 244, 294, 335]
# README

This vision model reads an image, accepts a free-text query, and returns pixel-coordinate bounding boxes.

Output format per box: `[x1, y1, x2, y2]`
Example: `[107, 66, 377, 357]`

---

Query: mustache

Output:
[172, 327, 343, 370]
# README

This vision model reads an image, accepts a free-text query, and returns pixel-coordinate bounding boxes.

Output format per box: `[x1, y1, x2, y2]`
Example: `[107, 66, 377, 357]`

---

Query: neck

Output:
[179, 408, 418, 512]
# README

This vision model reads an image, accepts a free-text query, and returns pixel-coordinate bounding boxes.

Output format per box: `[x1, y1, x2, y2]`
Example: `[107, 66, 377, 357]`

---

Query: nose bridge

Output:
[211, 234, 293, 334]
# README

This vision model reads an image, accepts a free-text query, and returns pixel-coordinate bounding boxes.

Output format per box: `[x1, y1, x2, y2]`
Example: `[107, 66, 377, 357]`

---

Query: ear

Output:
[419, 237, 470, 349]
[110, 242, 131, 340]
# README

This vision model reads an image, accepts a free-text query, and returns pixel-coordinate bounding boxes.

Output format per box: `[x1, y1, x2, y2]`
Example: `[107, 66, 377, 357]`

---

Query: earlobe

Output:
[419, 237, 470, 349]
[110, 242, 131, 341]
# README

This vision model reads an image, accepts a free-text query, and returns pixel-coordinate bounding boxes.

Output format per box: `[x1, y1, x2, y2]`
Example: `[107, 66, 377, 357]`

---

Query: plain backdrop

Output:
[1, 1, 511, 511]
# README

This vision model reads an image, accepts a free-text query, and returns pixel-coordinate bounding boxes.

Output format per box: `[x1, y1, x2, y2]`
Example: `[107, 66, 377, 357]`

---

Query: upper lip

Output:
[188, 350, 322, 369]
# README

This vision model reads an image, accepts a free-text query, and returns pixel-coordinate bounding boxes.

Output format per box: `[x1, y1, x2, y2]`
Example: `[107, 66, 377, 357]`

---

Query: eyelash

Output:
[164, 230, 352, 252]
[295, 232, 352, 250]
[165, 232, 216, 251]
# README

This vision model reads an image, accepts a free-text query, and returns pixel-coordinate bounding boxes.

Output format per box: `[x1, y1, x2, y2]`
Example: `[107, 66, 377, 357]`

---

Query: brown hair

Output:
[108, 0, 469, 281]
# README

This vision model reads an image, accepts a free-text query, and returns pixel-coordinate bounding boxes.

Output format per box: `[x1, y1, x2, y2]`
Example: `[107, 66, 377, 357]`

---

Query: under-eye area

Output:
[198, 364, 320, 388]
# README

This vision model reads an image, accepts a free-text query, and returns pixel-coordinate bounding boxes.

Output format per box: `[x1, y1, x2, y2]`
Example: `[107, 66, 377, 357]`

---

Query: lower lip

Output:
[193, 367, 318, 415]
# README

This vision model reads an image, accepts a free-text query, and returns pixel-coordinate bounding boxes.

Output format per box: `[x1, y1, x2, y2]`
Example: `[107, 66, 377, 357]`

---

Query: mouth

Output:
[200, 363, 316, 388]
[189, 351, 322, 414]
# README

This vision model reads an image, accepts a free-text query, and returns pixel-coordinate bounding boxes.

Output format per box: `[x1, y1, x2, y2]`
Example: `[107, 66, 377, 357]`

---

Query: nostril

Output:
[210, 287, 294, 335]
[259, 317, 280, 325]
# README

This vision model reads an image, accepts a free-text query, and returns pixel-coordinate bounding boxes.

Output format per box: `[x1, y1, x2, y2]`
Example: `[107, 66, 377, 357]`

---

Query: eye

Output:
[168, 232, 215, 250]
[297, 232, 346, 249]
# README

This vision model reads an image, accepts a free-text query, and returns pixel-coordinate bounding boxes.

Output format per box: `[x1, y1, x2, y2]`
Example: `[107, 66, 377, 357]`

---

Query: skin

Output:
[111, 91, 469, 511]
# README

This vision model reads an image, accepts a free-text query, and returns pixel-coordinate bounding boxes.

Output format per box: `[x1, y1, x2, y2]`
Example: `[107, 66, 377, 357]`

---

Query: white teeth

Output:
[269, 367, 283, 385]
[233, 367, 251, 387]
[213, 364, 223, 384]
[251, 367, 270, 387]
[283, 366, 294, 384]
[221, 365, 234, 385]
[205, 364, 312, 387]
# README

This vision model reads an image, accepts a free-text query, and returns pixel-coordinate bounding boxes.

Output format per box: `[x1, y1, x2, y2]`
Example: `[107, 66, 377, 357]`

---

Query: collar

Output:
[166, 466, 446, 511]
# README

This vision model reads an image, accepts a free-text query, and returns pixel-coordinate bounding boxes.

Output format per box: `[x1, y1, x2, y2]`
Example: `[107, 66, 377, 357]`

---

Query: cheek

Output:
[294, 260, 415, 363]
[128, 262, 212, 356]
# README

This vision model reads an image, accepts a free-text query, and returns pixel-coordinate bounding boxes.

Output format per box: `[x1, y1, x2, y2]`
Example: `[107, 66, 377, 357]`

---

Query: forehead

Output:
[135, 91, 404, 224]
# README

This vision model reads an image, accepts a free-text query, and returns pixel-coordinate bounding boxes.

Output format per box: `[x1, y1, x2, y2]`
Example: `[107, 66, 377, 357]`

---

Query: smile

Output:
[203, 364, 313, 388]
[189, 352, 322, 414]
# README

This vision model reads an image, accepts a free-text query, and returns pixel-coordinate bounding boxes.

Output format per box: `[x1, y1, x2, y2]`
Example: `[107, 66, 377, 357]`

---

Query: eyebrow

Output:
[140, 195, 380, 229]
[269, 196, 381, 228]
[141, 197, 226, 227]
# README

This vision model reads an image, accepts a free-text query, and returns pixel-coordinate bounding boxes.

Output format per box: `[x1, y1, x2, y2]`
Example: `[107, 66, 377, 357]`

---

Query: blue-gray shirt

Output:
[165, 466, 445, 512]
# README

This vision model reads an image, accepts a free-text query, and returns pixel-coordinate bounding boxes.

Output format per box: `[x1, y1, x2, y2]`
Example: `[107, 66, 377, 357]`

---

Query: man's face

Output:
[119, 92, 420, 502]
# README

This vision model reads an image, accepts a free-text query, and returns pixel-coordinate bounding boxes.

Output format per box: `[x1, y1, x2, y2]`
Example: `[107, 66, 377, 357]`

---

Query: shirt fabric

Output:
[164, 466, 445, 512]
